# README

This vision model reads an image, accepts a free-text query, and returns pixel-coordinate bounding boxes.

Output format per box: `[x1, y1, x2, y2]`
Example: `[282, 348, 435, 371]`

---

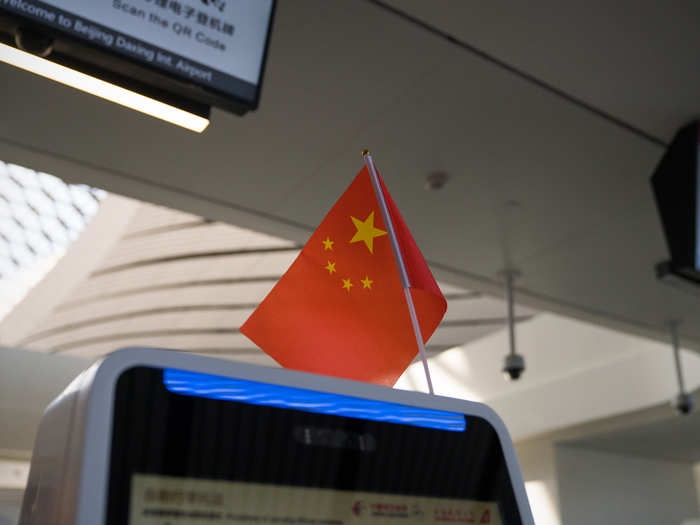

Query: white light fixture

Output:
[0, 43, 209, 133]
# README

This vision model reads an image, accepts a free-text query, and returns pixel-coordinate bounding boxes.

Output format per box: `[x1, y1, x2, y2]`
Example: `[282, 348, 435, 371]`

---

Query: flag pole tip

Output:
[361, 149, 370, 158]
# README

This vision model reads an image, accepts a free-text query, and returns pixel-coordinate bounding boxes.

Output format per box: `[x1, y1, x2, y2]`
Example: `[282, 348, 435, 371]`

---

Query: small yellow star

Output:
[342, 278, 353, 292]
[325, 261, 336, 274]
[361, 276, 373, 289]
[350, 211, 387, 254]
[322, 237, 334, 250]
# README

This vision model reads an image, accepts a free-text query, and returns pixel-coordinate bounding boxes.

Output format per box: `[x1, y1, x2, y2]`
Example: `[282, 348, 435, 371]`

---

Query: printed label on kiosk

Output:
[129, 475, 501, 525]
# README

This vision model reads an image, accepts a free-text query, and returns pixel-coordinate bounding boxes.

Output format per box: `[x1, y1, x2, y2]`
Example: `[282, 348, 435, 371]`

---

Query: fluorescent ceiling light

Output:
[0, 43, 209, 133]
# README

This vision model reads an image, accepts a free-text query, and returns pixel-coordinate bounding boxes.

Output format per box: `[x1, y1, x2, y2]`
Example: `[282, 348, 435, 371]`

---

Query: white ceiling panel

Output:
[39, 282, 276, 331]
[425, 323, 516, 347]
[109, 220, 297, 268]
[61, 333, 259, 358]
[105, 227, 293, 268]
[22, 309, 254, 351]
[442, 295, 535, 322]
[122, 204, 202, 235]
[70, 251, 299, 301]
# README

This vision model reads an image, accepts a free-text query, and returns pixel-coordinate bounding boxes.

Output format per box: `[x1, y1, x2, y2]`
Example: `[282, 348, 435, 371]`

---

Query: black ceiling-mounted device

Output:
[651, 121, 700, 289]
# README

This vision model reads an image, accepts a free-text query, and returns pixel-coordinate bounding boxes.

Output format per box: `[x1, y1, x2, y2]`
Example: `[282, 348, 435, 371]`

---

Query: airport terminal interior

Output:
[2, 2, 700, 524]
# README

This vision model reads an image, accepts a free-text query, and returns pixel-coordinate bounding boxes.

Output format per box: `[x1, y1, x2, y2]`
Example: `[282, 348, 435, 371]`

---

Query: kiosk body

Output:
[19, 348, 534, 525]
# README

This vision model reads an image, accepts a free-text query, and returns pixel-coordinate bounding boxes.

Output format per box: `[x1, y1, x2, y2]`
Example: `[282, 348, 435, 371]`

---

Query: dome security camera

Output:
[672, 392, 694, 415]
[502, 353, 525, 381]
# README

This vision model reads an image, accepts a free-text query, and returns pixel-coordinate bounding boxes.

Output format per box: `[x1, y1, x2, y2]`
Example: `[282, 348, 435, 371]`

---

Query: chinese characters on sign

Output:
[143, 0, 235, 36]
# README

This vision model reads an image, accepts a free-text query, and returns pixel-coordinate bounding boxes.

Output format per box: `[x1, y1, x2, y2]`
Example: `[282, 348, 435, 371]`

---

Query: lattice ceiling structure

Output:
[0, 162, 105, 319]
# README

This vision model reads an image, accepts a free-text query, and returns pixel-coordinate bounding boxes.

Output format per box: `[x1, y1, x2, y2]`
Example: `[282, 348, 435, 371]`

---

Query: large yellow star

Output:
[342, 278, 353, 292]
[325, 261, 336, 274]
[350, 211, 387, 254]
[361, 276, 373, 290]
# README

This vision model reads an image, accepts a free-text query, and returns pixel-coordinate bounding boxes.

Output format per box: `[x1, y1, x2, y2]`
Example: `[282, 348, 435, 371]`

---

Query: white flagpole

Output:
[362, 150, 435, 395]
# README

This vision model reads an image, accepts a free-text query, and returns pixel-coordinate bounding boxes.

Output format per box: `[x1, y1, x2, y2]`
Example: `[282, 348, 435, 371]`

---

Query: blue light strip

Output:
[163, 369, 466, 432]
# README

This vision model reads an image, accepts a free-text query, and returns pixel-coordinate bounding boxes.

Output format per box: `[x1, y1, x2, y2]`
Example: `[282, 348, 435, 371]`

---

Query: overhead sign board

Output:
[0, 0, 275, 112]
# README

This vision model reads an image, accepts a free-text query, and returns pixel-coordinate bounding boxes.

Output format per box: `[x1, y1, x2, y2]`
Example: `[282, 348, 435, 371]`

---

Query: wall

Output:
[556, 445, 699, 525]
[0, 489, 21, 525]
[0, 348, 89, 455]
[516, 437, 562, 525]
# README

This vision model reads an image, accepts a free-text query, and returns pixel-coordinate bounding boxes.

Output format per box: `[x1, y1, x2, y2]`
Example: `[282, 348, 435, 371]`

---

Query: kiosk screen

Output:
[106, 367, 523, 525]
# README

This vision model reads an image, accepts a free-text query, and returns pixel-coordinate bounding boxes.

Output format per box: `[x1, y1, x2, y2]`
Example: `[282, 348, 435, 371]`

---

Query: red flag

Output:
[240, 166, 446, 386]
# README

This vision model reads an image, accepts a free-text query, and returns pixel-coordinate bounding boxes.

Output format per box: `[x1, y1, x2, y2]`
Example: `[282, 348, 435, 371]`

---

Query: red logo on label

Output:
[352, 501, 366, 517]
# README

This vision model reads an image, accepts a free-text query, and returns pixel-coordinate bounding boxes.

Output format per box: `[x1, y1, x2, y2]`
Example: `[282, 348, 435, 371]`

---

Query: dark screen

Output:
[106, 367, 523, 525]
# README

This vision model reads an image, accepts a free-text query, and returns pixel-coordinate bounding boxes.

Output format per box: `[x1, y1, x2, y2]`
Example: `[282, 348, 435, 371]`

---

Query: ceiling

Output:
[0, 1, 698, 348]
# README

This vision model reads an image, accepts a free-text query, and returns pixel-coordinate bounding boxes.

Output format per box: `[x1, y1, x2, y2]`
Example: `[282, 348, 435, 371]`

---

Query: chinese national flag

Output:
[240, 166, 446, 386]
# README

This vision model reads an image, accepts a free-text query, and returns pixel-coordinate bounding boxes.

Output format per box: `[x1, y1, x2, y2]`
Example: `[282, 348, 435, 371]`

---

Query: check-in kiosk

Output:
[19, 348, 534, 525]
